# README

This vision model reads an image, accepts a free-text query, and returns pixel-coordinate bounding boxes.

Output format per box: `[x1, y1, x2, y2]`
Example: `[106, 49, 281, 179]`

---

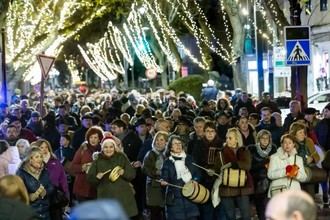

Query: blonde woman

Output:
[87, 137, 138, 218]
[31, 139, 69, 197]
[0, 175, 29, 204]
[142, 131, 169, 220]
[32, 139, 69, 220]
[0, 175, 38, 220]
[215, 127, 254, 220]
[17, 147, 54, 220]
[267, 134, 307, 198]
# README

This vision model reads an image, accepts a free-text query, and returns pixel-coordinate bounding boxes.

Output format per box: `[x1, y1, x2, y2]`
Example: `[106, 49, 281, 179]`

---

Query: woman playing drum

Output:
[214, 127, 254, 220]
[142, 131, 169, 220]
[160, 135, 200, 220]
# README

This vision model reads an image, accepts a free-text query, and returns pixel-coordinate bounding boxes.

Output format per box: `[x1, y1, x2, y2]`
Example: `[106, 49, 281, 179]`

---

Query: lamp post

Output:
[254, 0, 264, 98]
[1, 28, 7, 104]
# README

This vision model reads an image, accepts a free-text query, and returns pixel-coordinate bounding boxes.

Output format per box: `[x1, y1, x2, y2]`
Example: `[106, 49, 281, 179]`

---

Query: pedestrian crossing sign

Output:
[284, 26, 311, 66]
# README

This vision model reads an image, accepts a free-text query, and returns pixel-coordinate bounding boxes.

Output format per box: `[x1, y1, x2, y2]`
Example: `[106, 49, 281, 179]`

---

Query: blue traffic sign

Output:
[284, 26, 311, 66]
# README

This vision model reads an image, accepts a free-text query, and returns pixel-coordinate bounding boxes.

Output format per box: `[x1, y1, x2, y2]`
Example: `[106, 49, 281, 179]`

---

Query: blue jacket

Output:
[17, 163, 54, 220]
[161, 155, 200, 219]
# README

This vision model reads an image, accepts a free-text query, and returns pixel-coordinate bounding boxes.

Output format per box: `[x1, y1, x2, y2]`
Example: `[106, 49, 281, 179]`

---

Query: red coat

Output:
[70, 143, 99, 199]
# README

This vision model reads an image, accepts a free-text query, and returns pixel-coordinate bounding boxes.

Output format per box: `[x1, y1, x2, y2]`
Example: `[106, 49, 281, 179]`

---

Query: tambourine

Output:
[109, 166, 123, 182]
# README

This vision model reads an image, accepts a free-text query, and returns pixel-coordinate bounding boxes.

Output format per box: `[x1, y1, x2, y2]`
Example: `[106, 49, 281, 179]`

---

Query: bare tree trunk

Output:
[223, 0, 246, 90]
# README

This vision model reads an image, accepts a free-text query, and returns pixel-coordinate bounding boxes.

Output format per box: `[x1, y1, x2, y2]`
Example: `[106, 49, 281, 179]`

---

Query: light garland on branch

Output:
[124, 3, 162, 72]
[143, 0, 209, 69]
[6, 0, 108, 83]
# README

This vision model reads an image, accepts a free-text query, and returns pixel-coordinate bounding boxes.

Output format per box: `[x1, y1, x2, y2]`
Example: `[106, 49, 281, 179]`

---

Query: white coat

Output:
[0, 146, 21, 177]
[267, 147, 307, 197]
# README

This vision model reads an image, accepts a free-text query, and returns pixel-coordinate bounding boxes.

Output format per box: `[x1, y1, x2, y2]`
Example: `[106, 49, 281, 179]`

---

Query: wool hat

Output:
[135, 118, 147, 127]
[81, 112, 93, 120]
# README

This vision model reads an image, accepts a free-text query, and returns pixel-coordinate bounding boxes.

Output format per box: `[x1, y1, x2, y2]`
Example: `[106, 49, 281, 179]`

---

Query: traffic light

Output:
[320, 0, 328, 11]
[303, 0, 311, 15]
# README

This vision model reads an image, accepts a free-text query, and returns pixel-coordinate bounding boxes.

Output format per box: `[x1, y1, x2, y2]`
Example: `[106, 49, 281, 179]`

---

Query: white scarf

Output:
[169, 152, 192, 183]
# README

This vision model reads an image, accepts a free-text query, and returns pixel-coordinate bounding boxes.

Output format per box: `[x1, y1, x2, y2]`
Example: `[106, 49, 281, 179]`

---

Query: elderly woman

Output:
[267, 134, 307, 198]
[17, 147, 54, 220]
[16, 139, 30, 159]
[142, 131, 169, 220]
[289, 122, 321, 196]
[248, 130, 277, 220]
[70, 126, 103, 202]
[215, 127, 254, 220]
[31, 139, 69, 220]
[87, 137, 138, 218]
[160, 135, 200, 220]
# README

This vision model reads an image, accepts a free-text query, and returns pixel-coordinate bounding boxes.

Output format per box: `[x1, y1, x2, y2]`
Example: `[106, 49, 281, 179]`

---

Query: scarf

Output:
[169, 152, 192, 183]
[256, 143, 273, 158]
[152, 148, 165, 170]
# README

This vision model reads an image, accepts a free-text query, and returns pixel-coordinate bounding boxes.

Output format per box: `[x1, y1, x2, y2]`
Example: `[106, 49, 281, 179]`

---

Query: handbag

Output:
[50, 187, 69, 208]
[270, 185, 288, 197]
[255, 178, 270, 194]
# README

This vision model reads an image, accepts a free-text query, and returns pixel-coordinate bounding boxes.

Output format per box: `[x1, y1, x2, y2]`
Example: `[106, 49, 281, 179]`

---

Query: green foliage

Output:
[168, 75, 205, 101]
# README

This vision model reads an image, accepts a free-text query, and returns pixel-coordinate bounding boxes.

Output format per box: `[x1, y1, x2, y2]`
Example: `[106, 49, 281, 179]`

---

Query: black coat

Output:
[17, 164, 54, 220]
[72, 127, 89, 151]
[0, 198, 38, 220]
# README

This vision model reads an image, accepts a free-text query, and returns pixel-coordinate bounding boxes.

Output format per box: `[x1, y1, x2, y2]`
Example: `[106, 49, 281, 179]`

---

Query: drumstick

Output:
[155, 179, 183, 189]
[102, 168, 113, 175]
[192, 163, 221, 177]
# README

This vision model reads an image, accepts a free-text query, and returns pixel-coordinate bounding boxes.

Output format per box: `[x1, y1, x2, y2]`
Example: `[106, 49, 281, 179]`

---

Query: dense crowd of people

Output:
[0, 87, 329, 220]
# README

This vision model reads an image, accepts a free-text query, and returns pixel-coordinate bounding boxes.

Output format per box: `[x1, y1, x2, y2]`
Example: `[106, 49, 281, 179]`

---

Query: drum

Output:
[109, 166, 123, 182]
[182, 181, 209, 204]
[222, 168, 247, 187]
[304, 167, 327, 183]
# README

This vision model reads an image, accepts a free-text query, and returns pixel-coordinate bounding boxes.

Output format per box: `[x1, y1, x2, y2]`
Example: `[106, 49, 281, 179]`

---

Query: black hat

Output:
[31, 111, 41, 118]
[215, 111, 229, 119]
[304, 107, 317, 115]
[176, 116, 192, 127]
[81, 112, 93, 120]
[7, 115, 20, 125]
[135, 118, 147, 127]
